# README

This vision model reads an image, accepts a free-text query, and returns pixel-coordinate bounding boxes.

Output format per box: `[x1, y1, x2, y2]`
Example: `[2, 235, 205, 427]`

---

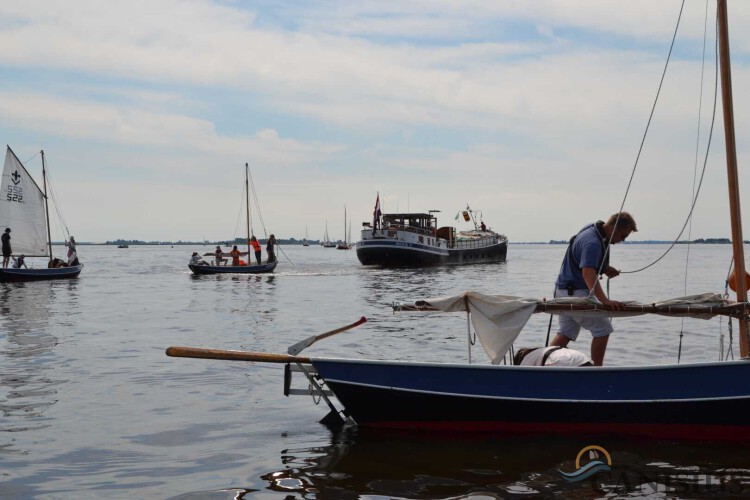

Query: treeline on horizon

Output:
[97, 237, 319, 246]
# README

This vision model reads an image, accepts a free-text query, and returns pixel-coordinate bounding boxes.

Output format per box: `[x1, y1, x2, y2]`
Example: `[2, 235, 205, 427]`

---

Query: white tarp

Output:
[426, 291, 538, 365]
[422, 291, 730, 364]
[0, 148, 47, 256]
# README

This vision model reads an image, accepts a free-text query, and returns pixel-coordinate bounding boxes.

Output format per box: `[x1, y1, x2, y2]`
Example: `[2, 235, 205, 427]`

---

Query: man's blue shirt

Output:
[555, 222, 609, 290]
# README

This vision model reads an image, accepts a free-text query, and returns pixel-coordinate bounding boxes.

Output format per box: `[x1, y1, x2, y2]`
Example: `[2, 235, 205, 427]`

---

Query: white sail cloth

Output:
[423, 291, 730, 364]
[1, 148, 47, 256]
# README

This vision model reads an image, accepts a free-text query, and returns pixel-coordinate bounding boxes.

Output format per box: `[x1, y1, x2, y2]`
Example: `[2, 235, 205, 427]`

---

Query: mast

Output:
[717, 0, 749, 357]
[245, 163, 251, 257]
[344, 205, 347, 244]
[41, 150, 53, 260]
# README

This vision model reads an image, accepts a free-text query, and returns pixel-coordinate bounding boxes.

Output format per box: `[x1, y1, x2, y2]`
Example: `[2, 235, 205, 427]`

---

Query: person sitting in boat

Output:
[229, 245, 241, 266]
[266, 234, 277, 263]
[190, 252, 208, 266]
[549, 212, 637, 366]
[480, 221, 487, 231]
[513, 346, 593, 367]
[214, 245, 227, 266]
[49, 257, 67, 268]
[249, 236, 262, 265]
[11, 254, 27, 269]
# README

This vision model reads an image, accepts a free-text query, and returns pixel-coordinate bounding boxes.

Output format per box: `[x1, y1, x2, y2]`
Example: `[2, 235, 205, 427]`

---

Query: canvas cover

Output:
[0, 148, 48, 256]
[423, 291, 730, 364]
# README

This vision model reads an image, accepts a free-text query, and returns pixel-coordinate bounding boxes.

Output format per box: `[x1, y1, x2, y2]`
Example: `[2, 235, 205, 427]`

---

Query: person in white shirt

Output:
[514, 346, 593, 367]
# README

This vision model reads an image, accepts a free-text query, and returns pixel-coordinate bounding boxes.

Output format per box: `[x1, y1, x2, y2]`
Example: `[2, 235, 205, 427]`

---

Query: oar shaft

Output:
[166, 346, 310, 364]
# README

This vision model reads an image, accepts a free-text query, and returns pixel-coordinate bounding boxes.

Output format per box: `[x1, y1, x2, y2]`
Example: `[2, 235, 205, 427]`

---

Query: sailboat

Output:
[0, 147, 83, 282]
[302, 226, 310, 246]
[322, 221, 336, 248]
[337, 206, 351, 250]
[189, 163, 277, 275]
[168, 2, 750, 441]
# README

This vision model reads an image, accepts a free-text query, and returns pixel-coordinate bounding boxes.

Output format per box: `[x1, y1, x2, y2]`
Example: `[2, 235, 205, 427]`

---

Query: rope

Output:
[679, 0, 712, 364]
[593, 0, 687, 287]
[621, 4, 719, 275]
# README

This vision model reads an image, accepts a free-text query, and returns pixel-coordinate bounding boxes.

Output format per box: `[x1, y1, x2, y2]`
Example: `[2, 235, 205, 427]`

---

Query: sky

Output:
[2, 0, 750, 243]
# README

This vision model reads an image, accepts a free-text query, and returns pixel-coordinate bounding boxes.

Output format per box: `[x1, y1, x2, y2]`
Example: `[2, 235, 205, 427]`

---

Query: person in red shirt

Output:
[249, 236, 262, 265]
[229, 245, 241, 266]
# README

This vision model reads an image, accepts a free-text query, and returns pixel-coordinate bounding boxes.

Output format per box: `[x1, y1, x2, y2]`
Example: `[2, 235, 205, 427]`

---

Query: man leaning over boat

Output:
[549, 212, 637, 366]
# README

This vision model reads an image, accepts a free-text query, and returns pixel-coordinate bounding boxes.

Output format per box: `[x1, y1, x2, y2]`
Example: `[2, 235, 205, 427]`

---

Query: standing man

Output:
[266, 234, 277, 263]
[549, 212, 637, 366]
[1, 228, 11, 268]
[214, 245, 227, 266]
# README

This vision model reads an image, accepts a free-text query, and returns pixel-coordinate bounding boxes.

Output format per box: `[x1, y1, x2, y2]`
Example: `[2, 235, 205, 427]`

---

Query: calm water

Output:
[2, 243, 750, 498]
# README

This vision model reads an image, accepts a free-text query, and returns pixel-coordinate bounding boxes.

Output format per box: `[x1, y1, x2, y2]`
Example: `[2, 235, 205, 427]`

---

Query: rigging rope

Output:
[619, 2, 720, 275]
[593, 0, 687, 288]
[247, 166, 294, 265]
[679, 0, 712, 364]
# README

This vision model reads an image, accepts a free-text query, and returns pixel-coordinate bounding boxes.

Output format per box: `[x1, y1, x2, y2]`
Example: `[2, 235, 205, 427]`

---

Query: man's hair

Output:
[606, 211, 638, 232]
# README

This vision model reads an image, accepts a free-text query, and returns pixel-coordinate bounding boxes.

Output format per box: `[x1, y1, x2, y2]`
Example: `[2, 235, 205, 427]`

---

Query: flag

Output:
[373, 192, 381, 230]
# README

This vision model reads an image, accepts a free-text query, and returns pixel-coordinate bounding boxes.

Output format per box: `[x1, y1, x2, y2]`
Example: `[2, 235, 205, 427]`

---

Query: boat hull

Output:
[189, 261, 277, 274]
[312, 358, 750, 441]
[356, 239, 507, 267]
[0, 264, 83, 282]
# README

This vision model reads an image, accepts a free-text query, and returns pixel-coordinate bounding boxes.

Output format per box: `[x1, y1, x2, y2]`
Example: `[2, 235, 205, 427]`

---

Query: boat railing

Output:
[364, 226, 435, 239]
[450, 236, 498, 249]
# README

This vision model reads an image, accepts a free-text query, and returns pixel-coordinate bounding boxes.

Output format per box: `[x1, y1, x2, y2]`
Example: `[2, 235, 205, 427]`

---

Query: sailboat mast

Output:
[41, 150, 53, 260]
[245, 163, 251, 256]
[344, 205, 346, 244]
[717, 0, 749, 357]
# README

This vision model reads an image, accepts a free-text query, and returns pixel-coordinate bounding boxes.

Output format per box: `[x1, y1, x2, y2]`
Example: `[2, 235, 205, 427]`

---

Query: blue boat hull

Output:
[189, 261, 277, 274]
[0, 264, 83, 282]
[311, 358, 750, 440]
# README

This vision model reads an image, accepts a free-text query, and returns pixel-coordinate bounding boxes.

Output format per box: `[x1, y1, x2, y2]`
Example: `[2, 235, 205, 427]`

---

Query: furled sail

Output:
[396, 291, 745, 364]
[1, 147, 48, 256]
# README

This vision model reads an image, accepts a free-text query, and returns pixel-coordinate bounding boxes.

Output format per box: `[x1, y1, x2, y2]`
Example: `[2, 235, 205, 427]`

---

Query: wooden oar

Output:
[288, 316, 367, 355]
[166, 346, 309, 364]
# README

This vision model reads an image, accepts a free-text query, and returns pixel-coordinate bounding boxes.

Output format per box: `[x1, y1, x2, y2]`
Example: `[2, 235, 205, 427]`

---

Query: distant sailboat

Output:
[337, 206, 351, 250]
[0, 147, 83, 282]
[302, 226, 310, 246]
[189, 162, 277, 275]
[322, 221, 336, 248]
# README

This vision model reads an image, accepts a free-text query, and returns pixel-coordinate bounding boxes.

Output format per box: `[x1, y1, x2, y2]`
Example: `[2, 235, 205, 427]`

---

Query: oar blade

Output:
[287, 316, 367, 355]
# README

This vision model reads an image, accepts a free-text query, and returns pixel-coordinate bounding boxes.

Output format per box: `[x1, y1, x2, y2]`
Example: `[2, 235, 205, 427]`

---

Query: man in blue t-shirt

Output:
[549, 212, 637, 366]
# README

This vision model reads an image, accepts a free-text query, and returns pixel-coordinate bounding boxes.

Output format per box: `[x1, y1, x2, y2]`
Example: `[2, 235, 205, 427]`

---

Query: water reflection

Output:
[0, 282, 66, 447]
[260, 426, 750, 498]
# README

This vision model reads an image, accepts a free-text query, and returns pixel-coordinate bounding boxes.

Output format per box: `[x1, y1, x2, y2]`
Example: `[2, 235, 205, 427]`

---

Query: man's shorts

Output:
[556, 288, 614, 340]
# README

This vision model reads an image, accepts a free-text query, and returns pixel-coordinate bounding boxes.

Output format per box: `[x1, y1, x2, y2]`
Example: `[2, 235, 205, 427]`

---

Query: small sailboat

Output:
[302, 226, 310, 247]
[0, 147, 83, 282]
[337, 206, 351, 250]
[189, 163, 277, 275]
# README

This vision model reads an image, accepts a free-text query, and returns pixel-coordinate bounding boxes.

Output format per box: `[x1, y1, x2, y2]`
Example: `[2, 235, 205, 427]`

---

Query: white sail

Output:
[1, 147, 48, 256]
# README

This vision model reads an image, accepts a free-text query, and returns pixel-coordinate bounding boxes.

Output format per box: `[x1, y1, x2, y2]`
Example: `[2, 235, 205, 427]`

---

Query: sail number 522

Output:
[7, 186, 22, 203]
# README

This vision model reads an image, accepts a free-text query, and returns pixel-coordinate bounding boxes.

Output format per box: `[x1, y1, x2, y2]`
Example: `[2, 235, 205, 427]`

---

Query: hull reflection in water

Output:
[259, 426, 750, 498]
